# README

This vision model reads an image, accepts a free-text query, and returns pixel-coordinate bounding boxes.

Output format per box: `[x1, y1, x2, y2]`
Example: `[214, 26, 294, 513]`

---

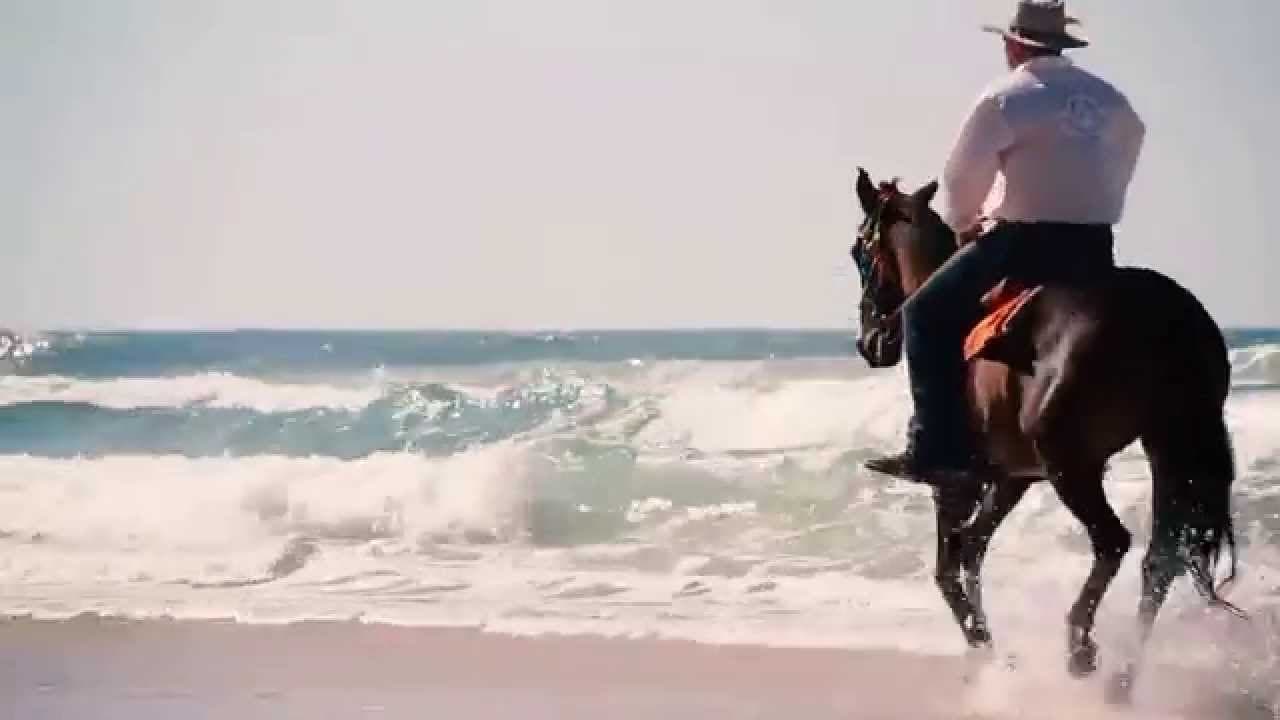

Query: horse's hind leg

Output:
[1106, 438, 1206, 704]
[1106, 526, 1184, 704]
[1046, 463, 1132, 677]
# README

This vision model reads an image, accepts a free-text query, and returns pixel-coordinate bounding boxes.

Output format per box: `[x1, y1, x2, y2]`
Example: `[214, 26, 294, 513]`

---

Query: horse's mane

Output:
[873, 176, 959, 272]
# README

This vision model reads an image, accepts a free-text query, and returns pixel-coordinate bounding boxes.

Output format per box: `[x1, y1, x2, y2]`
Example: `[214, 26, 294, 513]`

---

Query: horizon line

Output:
[13, 325, 1280, 334]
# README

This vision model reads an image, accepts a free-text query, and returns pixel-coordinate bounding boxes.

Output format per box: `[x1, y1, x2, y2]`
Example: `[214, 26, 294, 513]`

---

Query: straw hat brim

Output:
[982, 24, 1090, 49]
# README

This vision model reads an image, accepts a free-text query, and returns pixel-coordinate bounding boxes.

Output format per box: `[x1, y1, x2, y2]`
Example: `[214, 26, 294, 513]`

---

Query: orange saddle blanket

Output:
[964, 282, 1042, 363]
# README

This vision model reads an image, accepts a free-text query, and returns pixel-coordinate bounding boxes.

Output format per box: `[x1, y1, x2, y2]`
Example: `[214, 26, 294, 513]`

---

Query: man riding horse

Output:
[851, 2, 1242, 702]
[866, 0, 1146, 484]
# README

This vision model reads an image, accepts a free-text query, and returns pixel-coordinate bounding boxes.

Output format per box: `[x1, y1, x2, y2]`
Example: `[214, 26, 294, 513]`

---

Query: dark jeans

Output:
[902, 222, 1114, 468]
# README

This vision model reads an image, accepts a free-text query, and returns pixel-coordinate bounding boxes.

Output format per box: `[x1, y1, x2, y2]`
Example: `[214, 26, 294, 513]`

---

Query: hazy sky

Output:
[5, 0, 1278, 329]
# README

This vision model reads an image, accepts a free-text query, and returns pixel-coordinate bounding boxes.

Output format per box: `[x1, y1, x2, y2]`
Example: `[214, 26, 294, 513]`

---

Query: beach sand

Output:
[2, 617, 1271, 719]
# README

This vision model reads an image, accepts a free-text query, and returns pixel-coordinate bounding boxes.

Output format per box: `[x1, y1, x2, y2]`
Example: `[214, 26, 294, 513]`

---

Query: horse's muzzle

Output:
[856, 326, 903, 368]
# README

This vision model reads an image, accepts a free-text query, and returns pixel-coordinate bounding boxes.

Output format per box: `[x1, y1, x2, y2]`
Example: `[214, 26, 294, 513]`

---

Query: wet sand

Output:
[1, 617, 1269, 719]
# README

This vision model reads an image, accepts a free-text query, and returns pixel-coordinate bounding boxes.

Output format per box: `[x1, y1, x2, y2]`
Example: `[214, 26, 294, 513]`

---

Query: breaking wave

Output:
[0, 331, 1277, 683]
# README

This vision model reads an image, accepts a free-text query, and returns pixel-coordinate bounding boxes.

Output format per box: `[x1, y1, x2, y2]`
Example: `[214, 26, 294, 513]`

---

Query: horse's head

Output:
[851, 167, 957, 368]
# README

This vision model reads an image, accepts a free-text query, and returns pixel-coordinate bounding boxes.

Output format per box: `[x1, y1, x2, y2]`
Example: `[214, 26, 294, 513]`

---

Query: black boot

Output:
[865, 450, 925, 479]
[866, 449, 983, 485]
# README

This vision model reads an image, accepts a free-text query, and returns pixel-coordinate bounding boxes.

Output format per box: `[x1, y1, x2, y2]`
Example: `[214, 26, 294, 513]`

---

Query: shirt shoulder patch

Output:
[1060, 93, 1106, 137]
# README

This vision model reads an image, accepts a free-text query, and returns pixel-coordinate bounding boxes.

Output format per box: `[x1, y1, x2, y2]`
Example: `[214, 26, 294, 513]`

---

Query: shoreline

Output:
[3, 616, 1269, 719]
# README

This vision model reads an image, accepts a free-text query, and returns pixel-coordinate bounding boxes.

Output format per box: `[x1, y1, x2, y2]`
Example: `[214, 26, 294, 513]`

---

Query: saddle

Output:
[964, 279, 1042, 371]
[961, 223, 1115, 373]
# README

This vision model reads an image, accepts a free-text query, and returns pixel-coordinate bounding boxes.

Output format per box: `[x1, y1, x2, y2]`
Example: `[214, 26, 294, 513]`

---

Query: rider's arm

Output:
[940, 93, 1014, 235]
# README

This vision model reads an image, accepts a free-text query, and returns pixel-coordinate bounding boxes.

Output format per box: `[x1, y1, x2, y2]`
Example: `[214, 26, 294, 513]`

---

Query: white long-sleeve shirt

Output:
[940, 56, 1146, 233]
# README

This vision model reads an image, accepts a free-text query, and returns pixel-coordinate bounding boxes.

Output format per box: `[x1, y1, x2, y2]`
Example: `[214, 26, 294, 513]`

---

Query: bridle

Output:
[852, 185, 911, 325]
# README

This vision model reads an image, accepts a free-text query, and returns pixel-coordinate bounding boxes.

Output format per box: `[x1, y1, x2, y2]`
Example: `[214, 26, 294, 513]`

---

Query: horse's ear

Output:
[855, 167, 878, 215]
[912, 180, 939, 208]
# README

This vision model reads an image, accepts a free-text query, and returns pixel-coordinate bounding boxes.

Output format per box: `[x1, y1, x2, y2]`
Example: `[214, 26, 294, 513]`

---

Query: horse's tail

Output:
[1149, 414, 1242, 613]
[1136, 268, 1242, 615]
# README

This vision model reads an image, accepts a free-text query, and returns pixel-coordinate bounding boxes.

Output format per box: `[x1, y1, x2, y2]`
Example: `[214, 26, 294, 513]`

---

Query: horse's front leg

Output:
[959, 479, 1032, 646]
[933, 484, 988, 648]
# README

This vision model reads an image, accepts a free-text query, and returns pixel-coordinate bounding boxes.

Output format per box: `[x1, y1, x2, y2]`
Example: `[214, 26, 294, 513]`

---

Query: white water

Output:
[1230, 344, 1280, 387]
[0, 359, 1275, 672]
[2, 342, 1277, 412]
[0, 373, 382, 411]
[0, 358, 1275, 720]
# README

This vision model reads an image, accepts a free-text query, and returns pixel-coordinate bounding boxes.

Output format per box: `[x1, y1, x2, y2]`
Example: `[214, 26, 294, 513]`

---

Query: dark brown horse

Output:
[850, 168, 1243, 703]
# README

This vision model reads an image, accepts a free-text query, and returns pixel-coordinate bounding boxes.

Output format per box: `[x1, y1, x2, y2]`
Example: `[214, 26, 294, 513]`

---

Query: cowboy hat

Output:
[982, 1, 1089, 50]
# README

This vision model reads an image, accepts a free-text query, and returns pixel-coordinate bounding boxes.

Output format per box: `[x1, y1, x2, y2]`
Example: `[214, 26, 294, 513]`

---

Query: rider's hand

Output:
[957, 218, 986, 246]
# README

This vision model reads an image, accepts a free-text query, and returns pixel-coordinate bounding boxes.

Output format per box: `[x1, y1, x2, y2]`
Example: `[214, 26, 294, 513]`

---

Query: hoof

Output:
[970, 627, 993, 648]
[1067, 639, 1098, 678]
[962, 643, 996, 685]
[1105, 668, 1136, 705]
